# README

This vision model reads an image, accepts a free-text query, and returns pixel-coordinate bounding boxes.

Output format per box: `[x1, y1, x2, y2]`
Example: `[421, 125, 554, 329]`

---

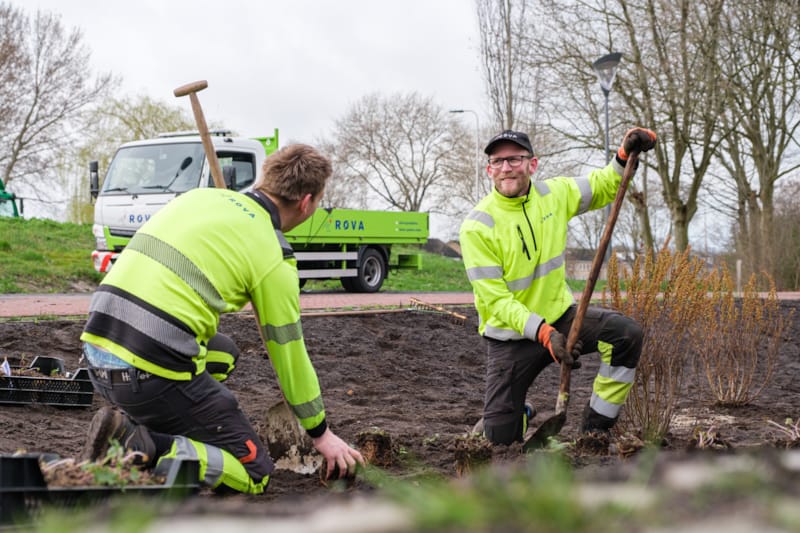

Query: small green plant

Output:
[41, 441, 156, 488]
[81, 441, 151, 486]
[543, 436, 572, 452]
[379, 452, 621, 532]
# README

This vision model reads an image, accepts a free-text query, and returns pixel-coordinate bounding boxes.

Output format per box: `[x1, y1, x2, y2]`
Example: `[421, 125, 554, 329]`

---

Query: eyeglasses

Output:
[487, 155, 531, 169]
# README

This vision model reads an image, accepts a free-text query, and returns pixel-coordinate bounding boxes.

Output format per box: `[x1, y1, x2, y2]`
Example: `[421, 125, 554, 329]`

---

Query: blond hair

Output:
[254, 143, 331, 201]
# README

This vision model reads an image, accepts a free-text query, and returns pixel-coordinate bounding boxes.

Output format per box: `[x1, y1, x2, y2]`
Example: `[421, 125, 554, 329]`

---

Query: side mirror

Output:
[223, 165, 237, 190]
[89, 161, 99, 199]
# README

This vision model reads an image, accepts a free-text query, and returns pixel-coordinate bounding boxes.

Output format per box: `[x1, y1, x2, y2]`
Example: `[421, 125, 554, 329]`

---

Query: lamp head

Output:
[592, 52, 623, 93]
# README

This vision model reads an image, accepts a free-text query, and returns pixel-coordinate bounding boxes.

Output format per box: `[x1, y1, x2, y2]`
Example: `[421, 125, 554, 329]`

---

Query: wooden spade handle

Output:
[554, 151, 640, 415]
[173, 80, 208, 97]
[173, 80, 225, 189]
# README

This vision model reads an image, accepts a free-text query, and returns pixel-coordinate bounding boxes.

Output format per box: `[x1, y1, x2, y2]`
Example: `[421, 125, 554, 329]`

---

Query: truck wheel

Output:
[341, 248, 386, 293]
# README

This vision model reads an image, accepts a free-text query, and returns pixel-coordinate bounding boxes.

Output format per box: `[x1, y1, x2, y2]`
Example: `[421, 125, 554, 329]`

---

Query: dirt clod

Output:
[574, 431, 611, 456]
[355, 428, 395, 466]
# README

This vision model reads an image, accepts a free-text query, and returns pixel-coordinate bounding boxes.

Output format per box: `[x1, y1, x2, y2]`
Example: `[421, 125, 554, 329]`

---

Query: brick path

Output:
[0, 291, 476, 318]
[2, 291, 797, 319]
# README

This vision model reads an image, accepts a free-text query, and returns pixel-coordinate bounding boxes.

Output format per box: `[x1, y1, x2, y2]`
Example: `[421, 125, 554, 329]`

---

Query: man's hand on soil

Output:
[312, 428, 365, 480]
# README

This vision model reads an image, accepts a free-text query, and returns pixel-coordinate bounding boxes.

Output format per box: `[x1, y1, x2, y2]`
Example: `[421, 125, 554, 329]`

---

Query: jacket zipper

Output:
[521, 198, 538, 255]
[516, 225, 531, 260]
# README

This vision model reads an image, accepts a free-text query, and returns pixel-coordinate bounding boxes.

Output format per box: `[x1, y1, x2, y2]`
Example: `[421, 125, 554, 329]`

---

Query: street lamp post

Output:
[449, 109, 480, 202]
[592, 52, 622, 262]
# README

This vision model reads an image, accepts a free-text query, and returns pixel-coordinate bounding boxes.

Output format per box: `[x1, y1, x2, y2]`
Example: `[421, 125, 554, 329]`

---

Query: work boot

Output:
[82, 406, 156, 465]
[580, 403, 615, 435]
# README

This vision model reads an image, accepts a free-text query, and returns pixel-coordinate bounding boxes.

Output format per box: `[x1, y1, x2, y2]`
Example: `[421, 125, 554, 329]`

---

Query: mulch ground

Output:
[1, 301, 799, 519]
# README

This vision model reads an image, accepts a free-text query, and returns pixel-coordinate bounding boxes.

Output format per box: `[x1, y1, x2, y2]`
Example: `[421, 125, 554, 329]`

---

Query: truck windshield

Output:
[101, 143, 206, 195]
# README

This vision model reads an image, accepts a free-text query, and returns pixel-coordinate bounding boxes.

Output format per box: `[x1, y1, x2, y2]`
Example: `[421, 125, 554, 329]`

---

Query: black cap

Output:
[484, 130, 534, 156]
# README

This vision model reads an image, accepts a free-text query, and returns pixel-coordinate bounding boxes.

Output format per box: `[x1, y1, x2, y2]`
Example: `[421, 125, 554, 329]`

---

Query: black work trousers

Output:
[482, 304, 642, 445]
[89, 357, 273, 482]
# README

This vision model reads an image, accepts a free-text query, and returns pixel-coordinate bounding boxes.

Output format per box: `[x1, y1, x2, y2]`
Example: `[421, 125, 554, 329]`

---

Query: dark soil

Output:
[1, 301, 799, 518]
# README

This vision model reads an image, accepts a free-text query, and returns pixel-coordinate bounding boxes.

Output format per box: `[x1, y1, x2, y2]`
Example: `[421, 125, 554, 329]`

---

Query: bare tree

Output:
[714, 1, 800, 284]
[324, 92, 465, 214]
[76, 95, 195, 176]
[315, 137, 370, 210]
[0, 4, 27, 139]
[620, 0, 731, 252]
[476, 0, 561, 152]
[771, 179, 800, 290]
[0, 7, 114, 193]
[533, 0, 731, 252]
[477, 0, 535, 130]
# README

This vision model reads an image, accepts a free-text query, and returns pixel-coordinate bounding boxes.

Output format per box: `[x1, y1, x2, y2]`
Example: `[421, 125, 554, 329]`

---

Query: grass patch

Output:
[0, 218, 103, 293]
[1, 220, 593, 296]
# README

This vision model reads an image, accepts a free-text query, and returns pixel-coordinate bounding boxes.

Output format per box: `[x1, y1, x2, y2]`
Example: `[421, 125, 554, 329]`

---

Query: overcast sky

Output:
[22, 0, 486, 145]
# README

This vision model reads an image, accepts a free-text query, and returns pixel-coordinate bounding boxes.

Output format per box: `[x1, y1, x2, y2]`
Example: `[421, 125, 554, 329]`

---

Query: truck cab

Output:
[90, 130, 275, 272]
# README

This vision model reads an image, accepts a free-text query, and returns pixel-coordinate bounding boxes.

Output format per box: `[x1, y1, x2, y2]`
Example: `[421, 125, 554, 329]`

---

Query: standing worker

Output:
[460, 128, 656, 445]
[80, 143, 364, 493]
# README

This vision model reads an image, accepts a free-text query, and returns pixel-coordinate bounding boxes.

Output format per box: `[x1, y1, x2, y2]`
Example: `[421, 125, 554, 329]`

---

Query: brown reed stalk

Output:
[694, 269, 791, 406]
[603, 243, 713, 443]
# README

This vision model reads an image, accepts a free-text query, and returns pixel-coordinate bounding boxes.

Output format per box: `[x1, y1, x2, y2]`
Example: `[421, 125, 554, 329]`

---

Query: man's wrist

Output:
[307, 419, 328, 439]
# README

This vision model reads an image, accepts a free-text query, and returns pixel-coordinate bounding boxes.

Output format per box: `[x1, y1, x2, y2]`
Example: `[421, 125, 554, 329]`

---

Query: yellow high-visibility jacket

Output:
[459, 160, 626, 341]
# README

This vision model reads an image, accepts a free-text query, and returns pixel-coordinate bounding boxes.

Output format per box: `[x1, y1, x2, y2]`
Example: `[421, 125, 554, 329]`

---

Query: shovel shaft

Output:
[555, 152, 639, 415]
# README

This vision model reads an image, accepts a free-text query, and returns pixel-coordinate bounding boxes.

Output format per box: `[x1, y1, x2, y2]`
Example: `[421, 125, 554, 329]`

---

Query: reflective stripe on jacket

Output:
[459, 160, 626, 341]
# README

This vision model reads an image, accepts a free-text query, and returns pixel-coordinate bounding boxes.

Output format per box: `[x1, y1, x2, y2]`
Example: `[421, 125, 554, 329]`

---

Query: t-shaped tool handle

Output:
[173, 80, 225, 189]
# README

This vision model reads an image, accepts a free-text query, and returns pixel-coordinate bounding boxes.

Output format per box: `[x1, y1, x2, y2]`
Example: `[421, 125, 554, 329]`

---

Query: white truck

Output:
[89, 130, 428, 292]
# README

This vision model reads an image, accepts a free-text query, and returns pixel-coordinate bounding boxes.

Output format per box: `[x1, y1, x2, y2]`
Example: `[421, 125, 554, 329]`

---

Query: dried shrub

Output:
[694, 270, 791, 406]
[604, 243, 713, 444]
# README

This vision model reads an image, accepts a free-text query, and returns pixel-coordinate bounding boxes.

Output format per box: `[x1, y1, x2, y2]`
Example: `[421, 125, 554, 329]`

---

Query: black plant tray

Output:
[0, 453, 201, 525]
[0, 356, 94, 407]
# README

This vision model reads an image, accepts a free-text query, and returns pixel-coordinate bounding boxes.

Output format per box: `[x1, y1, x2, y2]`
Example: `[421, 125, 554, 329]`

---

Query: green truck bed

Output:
[286, 208, 428, 245]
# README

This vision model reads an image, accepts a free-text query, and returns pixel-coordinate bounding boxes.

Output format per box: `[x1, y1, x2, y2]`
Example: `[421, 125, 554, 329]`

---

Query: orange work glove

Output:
[617, 127, 657, 161]
[537, 323, 583, 368]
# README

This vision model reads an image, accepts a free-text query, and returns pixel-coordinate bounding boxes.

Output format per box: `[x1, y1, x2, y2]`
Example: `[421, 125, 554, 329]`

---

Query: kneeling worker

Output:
[80, 143, 364, 493]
